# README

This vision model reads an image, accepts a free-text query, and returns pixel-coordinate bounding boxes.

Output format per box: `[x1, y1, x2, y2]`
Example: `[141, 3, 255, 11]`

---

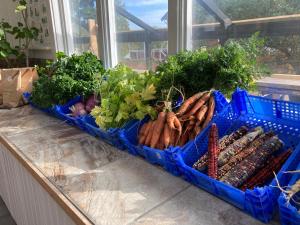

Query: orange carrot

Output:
[179, 115, 195, 122]
[170, 129, 180, 146]
[163, 123, 171, 148]
[145, 121, 155, 146]
[167, 111, 177, 129]
[155, 133, 164, 150]
[174, 116, 182, 133]
[169, 128, 175, 146]
[179, 131, 189, 146]
[139, 122, 151, 145]
[168, 111, 182, 134]
[189, 130, 196, 140]
[177, 92, 204, 116]
[196, 105, 208, 122]
[202, 96, 215, 129]
[150, 112, 167, 148]
[183, 92, 210, 117]
[138, 122, 148, 143]
[184, 118, 196, 135]
[194, 125, 202, 137]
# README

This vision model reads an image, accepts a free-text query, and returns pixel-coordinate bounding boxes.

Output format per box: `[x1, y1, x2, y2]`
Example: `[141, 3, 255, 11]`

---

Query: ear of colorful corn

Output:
[193, 126, 249, 171]
[219, 126, 249, 150]
[220, 136, 283, 187]
[217, 126, 263, 167]
[208, 123, 219, 179]
[217, 131, 275, 179]
[240, 149, 292, 191]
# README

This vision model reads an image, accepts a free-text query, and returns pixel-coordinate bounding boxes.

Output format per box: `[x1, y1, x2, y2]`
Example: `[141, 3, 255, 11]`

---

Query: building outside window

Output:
[191, 0, 300, 75]
[68, 0, 99, 56]
[114, 0, 168, 70]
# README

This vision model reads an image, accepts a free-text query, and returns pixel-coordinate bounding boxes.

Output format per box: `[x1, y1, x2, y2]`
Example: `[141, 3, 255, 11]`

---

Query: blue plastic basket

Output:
[175, 88, 300, 223]
[119, 91, 228, 176]
[119, 117, 180, 175]
[78, 115, 135, 150]
[278, 163, 300, 225]
[54, 96, 86, 129]
[22, 92, 55, 115]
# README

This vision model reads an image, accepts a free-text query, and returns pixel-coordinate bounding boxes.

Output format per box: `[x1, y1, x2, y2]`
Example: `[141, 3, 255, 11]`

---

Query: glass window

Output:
[68, 0, 99, 56]
[191, 0, 300, 75]
[114, 0, 168, 70]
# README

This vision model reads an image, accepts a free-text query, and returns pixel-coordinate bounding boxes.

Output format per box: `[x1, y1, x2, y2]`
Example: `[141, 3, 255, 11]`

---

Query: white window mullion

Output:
[168, 0, 192, 55]
[48, 0, 74, 56]
[61, 0, 75, 54]
[96, 0, 118, 68]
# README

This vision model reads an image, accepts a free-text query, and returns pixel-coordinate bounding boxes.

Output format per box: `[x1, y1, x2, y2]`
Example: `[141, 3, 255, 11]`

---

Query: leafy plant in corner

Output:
[31, 52, 105, 108]
[12, 0, 39, 67]
[1, 0, 39, 67]
[0, 20, 18, 67]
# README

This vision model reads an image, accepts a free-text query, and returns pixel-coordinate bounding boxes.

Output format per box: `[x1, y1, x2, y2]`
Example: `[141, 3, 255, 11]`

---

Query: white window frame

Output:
[51, 0, 192, 67]
[168, 0, 192, 54]
[49, 0, 74, 55]
[96, 0, 118, 68]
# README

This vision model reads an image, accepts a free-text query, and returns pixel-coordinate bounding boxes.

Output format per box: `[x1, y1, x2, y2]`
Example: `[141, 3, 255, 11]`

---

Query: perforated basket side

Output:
[119, 118, 181, 176]
[23, 92, 56, 115]
[175, 91, 300, 223]
[279, 193, 300, 225]
[278, 162, 300, 225]
[54, 96, 84, 127]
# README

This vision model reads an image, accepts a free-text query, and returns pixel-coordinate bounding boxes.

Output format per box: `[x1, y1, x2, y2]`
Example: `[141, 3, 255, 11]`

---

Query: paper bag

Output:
[0, 72, 2, 105]
[1, 67, 38, 108]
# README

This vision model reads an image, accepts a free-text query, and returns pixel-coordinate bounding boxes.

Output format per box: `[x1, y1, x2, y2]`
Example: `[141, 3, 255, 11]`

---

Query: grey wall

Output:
[0, 0, 55, 59]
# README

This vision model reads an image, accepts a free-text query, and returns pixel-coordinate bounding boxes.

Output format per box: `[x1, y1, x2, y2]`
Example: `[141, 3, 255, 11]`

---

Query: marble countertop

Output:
[0, 106, 279, 225]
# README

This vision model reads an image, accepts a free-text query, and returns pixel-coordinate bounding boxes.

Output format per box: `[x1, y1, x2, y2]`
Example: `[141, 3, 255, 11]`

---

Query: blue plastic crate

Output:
[174, 89, 300, 223]
[54, 96, 86, 129]
[22, 92, 55, 115]
[119, 91, 228, 176]
[119, 117, 180, 175]
[78, 115, 134, 150]
[278, 164, 300, 225]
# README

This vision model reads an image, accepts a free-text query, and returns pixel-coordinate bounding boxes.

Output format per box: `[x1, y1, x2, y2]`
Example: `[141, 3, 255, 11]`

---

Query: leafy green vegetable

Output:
[31, 52, 104, 108]
[155, 34, 268, 98]
[91, 64, 159, 130]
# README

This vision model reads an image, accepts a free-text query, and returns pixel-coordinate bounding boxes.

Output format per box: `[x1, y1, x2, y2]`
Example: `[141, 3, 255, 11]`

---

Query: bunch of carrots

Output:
[138, 90, 215, 150]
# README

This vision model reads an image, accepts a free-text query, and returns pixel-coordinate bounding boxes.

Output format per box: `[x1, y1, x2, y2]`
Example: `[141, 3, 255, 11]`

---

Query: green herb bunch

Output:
[31, 52, 104, 108]
[91, 64, 159, 130]
[155, 34, 268, 99]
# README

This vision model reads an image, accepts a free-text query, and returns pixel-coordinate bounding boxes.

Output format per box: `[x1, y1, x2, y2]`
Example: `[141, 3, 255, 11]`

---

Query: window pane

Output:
[115, 0, 168, 70]
[68, 0, 99, 56]
[191, 0, 300, 75]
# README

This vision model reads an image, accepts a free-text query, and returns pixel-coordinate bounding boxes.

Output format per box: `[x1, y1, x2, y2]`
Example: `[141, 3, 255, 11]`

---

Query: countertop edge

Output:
[0, 133, 93, 225]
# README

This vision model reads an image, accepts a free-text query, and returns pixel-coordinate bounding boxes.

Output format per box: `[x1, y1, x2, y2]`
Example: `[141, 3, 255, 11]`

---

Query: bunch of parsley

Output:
[31, 52, 105, 108]
[155, 34, 268, 99]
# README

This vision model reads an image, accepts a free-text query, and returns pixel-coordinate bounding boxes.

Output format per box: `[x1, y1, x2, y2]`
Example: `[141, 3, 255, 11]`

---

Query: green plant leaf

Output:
[91, 64, 157, 130]
[15, 4, 27, 13]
